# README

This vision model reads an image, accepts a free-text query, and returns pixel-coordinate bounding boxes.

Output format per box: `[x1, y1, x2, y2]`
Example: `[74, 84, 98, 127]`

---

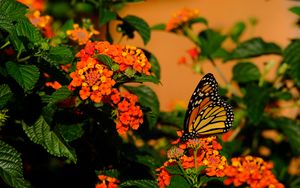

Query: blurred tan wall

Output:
[116, 0, 300, 111]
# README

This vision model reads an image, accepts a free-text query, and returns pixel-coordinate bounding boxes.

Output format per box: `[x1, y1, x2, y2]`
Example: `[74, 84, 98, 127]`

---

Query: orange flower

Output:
[166, 8, 200, 31]
[187, 47, 199, 60]
[69, 57, 115, 103]
[45, 81, 62, 90]
[224, 156, 284, 188]
[18, 0, 45, 11]
[96, 175, 119, 188]
[76, 41, 152, 76]
[67, 24, 99, 45]
[27, 10, 51, 29]
[177, 56, 187, 65]
[167, 146, 184, 159]
[121, 45, 151, 75]
[156, 160, 176, 188]
[26, 10, 54, 38]
[110, 89, 143, 135]
[60, 64, 72, 72]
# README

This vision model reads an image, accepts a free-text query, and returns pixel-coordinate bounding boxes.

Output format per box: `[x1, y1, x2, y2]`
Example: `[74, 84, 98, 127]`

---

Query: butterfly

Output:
[181, 73, 234, 142]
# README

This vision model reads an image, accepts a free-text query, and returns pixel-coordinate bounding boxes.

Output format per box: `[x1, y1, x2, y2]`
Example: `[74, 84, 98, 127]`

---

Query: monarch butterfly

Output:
[181, 73, 234, 142]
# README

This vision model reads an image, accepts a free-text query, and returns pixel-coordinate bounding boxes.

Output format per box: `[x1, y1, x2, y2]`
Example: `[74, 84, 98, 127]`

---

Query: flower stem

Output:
[182, 26, 201, 46]
[208, 56, 240, 97]
[177, 160, 193, 185]
[0, 41, 10, 49]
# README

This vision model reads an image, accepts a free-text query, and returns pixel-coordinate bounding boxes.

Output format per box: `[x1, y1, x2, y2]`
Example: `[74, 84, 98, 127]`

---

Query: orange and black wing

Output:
[181, 73, 234, 141]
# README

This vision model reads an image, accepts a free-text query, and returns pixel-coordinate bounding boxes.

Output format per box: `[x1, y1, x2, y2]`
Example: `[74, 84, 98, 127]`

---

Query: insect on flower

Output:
[181, 73, 234, 142]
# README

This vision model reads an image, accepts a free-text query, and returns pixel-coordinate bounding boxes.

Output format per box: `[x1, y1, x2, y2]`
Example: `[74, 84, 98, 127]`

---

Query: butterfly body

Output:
[181, 73, 234, 142]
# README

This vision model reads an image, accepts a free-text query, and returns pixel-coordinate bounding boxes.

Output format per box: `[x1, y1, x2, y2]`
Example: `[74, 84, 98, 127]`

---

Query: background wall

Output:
[116, 0, 300, 111]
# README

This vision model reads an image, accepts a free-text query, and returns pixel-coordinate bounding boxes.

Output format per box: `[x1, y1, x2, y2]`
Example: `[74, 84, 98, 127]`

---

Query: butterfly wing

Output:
[182, 73, 234, 140]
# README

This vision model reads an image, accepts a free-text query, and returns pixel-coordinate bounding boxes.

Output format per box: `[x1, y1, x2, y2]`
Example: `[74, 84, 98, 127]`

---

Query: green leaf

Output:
[60, 20, 74, 32]
[282, 118, 300, 154]
[136, 155, 160, 169]
[272, 91, 292, 101]
[99, 9, 116, 26]
[233, 62, 261, 83]
[96, 169, 120, 179]
[150, 23, 166, 30]
[200, 176, 225, 185]
[131, 75, 160, 84]
[226, 37, 282, 60]
[283, 40, 300, 85]
[0, 0, 43, 52]
[6, 61, 40, 91]
[119, 179, 158, 188]
[22, 116, 77, 163]
[0, 0, 27, 21]
[198, 29, 226, 58]
[289, 6, 300, 16]
[230, 22, 246, 42]
[123, 15, 151, 45]
[41, 86, 72, 104]
[144, 50, 161, 80]
[57, 124, 84, 142]
[0, 140, 29, 188]
[169, 175, 189, 188]
[265, 117, 300, 155]
[14, 19, 42, 44]
[94, 54, 117, 70]
[0, 85, 12, 109]
[158, 111, 185, 128]
[124, 85, 160, 129]
[165, 165, 182, 175]
[244, 85, 270, 123]
[0, 0, 27, 33]
[189, 17, 208, 26]
[42, 46, 74, 65]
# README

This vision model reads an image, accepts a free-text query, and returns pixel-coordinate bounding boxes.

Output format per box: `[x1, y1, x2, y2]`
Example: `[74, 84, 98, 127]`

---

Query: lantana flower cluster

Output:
[95, 175, 119, 188]
[178, 47, 200, 65]
[156, 136, 227, 188]
[157, 135, 284, 188]
[224, 156, 284, 188]
[18, 0, 54, 38]
[69, 41, 151, 103]
[66, 22, 100, 45]
[69, 57, 116, 103]
[68, 41, 151, 135]
[166, 8, 200, 31]
[110, 89, 143, 135]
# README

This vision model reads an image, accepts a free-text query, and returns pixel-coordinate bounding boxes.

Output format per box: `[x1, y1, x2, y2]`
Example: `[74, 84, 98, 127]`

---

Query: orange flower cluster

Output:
[45, 81, 62, 90]
[181, 137, 227, 177]
[156, 136, 227, 188]
[76, 41, 151, 75]
[187, 47, 199, 60]
[121, 45, 151, 75]
[69, 57, 115, 103]
[166, 8, 200, 31]
[18, 0, 54, 38]
[95, 175, 119, 188]
[224, 156, 284, 188]
[156, 160, 176, 188]
[110, 89, 143, 135]
[67, 24, 100, 45]
[28, 10, 51, 29]
[18, 0, 45, 11]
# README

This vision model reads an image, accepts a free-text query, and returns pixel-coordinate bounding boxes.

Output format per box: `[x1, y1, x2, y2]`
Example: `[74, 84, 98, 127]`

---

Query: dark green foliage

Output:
[125, 85, 160, 129]
[226, 37, 282, 60]
[283, 39, 300, 85]
[233, 62, 260, 83]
